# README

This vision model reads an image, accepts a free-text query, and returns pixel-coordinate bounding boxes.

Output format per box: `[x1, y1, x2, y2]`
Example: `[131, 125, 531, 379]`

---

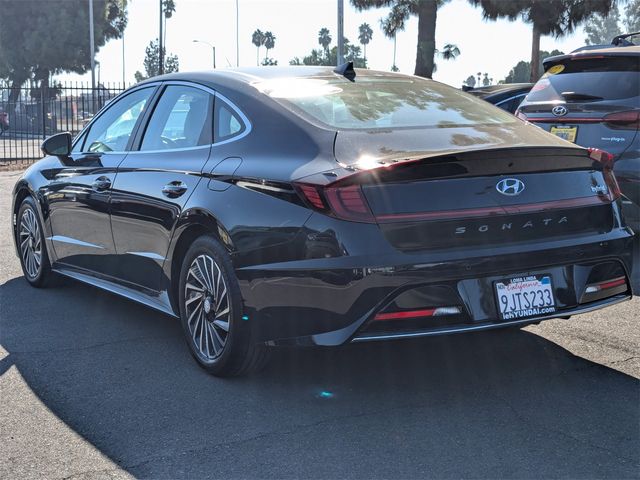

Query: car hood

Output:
[333, 120, 581, 166]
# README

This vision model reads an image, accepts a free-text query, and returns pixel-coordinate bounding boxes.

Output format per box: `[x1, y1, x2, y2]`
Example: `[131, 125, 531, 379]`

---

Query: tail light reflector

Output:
[585, 276, 627, 294]
[588, 148, 621, 200]
[374, 306, 461, 321]
[603, 110, 640, 130]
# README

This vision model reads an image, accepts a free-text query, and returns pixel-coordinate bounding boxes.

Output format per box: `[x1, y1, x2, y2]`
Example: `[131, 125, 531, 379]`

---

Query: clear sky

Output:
[67, 0, 592, 88]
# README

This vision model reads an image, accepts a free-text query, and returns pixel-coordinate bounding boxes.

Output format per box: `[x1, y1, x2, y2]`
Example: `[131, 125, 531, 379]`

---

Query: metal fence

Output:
[0, 81, 129, 164]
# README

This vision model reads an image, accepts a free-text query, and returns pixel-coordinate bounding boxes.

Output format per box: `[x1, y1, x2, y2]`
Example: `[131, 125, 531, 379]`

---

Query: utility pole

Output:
[89, 0, 96, 90]
[337, 0, 344, 65]
[122, 0, 126, 85]
[236, 0, 240, 67]
[159, 0, 164, 75]
[122, 31, 126, 85]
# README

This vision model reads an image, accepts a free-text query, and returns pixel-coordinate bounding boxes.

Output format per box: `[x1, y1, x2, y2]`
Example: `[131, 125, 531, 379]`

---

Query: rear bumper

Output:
[236, 228, 634, 346]
[351, 294, 631, 342]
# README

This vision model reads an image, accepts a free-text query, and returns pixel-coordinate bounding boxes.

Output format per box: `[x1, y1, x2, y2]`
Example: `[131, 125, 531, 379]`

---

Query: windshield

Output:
[526, 56, 640, 103]
[258, 77, 517, 130]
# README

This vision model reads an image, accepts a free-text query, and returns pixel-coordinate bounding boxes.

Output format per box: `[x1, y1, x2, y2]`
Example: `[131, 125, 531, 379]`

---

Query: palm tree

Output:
[318, 28, 332, 59]
[162, 0, 176, 51]
[352, 0, 453, 79]
[263, 31, 276, 61]
[439, 43, 460, 61]
[468, 0, 617, 81]
[358, 23, 373, 62]
[252, 29, 265, 66]
[380, 9, 405, 73]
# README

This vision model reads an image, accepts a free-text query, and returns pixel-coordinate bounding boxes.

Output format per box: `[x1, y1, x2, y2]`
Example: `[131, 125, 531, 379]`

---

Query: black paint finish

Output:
[11, 68, 635, 349]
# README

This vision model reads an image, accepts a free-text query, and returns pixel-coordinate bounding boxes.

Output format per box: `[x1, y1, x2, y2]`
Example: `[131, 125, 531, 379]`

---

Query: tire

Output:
[16, 196, 52, 288]
[178, 235, 270, 377]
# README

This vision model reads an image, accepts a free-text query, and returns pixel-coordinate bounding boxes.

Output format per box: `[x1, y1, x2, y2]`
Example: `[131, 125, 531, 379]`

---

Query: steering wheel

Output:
[160, 136, 177, 148]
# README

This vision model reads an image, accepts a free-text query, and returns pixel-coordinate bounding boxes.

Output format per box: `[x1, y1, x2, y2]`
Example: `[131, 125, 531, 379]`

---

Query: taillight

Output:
[603, 110, 640, 130]
[295, 183, 375, 223]
[588, 147, 621, 200]
[296, 183, 325, 210]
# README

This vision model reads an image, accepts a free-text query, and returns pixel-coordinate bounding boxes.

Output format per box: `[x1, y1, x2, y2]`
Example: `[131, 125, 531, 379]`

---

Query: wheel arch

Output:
[11, 181, 42, 251]
[165, 208, 236, 313]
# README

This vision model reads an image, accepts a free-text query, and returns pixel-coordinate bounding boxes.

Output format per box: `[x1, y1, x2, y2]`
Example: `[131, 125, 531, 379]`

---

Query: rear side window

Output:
[214, 98, 246, 141]
[141, 85, 213, 151]
[258, 77, 516, 130]
[526, 57, 640, 103]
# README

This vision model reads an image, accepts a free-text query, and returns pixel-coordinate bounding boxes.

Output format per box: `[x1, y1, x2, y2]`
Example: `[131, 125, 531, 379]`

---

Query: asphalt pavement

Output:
[0, 169, 638, 479]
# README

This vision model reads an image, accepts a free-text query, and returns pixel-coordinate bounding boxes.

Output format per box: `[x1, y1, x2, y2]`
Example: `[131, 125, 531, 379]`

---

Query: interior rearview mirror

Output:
[41, 132, 72, 157]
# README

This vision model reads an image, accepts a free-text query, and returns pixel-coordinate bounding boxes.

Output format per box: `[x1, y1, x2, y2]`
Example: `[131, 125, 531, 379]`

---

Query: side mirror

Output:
[41, 132, 72, 157]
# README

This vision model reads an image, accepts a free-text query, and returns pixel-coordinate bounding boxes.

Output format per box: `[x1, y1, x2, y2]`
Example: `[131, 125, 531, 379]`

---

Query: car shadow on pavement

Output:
[0, 275, 638, 479]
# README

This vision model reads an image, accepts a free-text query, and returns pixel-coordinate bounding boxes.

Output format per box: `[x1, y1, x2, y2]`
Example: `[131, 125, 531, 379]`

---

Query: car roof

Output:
[543, 45, 640, 68]
[137, 67, 417, 96]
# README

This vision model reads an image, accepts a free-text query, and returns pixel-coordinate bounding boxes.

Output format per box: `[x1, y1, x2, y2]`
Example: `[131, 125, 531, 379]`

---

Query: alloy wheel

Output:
[184, 254, 231, 360]
[19, 207, 42, 279]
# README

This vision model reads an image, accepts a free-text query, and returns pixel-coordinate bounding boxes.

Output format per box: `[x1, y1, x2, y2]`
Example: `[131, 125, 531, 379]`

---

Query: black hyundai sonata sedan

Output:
[12, 65, 635, 376]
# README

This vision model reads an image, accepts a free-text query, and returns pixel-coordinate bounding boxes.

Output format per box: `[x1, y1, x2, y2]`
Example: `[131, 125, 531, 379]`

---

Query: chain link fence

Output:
[0, 81, 129, 166]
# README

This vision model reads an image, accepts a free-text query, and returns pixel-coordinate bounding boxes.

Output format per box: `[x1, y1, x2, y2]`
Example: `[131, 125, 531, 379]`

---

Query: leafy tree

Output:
[252, 29, 265, 66]
[352, 0, 452, 78]
[318, 28, 333, 59]
[294, 37, 366, 67]
[464, 74, 476, 87]
[0, 0, 127, 102]
[263, 32, 276, 61]
[585, 8, 622, 44]
[584, 1, 640, 46]
[469, 0, 617, 81]
[358, 23, 374, 61]
[624, 0, 640, 32]
[262, 58, 278, 66]
[134, 39, 179, 82]
[503, 49, 564, 83]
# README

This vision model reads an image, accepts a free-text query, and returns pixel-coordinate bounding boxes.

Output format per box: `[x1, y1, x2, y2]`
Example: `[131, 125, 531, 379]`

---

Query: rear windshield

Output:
[256, 77, 516, 130]
[526, 56, 640, 103]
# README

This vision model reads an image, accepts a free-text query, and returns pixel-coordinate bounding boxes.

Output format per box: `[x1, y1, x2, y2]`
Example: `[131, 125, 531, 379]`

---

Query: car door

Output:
[45, 86, 156, 276]
[109, 83, 214, 291]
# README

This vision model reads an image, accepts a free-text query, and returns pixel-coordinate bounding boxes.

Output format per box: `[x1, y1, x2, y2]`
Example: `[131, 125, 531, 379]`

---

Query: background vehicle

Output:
[466, 83, 532, 113]
[12, 67, 635, 377]
[517, 34, 640, 227]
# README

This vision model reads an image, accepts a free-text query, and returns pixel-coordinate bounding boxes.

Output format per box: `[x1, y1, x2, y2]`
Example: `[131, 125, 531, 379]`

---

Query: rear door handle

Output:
[92, 176, 111, 191]
[162, 181, 188, 198]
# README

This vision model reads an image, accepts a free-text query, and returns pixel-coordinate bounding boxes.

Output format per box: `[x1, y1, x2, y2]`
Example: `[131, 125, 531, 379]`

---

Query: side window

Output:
[83, 87, 153, 153]
[140, 85, 213, 151]
[215, 98, 246, 142]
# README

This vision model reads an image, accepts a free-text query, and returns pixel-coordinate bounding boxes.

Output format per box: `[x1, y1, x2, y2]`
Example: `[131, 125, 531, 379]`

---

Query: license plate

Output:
[550, 125, 578, 143]
[495, 275, 556, 321]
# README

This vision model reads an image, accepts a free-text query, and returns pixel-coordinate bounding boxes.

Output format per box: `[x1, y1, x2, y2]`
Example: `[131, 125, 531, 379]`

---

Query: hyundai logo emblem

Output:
[496, 178, 525, 196]
[552, 105, 568, 116]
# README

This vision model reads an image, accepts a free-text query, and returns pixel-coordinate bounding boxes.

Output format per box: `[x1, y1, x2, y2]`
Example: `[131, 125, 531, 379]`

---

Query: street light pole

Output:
[337, 0, 344, 65]
[236, 0, 239, 67]
[192, 40, 216, 69]
[158, 0, 164, 75]
[89, 0, 96, 90]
